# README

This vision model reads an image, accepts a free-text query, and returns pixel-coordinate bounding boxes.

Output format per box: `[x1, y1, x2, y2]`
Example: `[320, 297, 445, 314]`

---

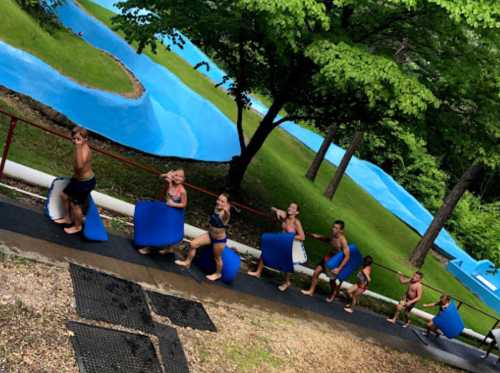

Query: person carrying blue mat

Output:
[301, 220, 351, 302]
[248, 202, 306, 291]
[52, 126, 96, 235]
[137, 168, 187, 255]
[176, 193, 232, 282]
[422, 295, 464, 339]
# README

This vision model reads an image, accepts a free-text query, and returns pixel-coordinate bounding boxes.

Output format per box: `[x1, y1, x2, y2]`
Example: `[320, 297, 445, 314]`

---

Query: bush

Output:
[447, 193, 500, 267]
[15, 0, 65, 29]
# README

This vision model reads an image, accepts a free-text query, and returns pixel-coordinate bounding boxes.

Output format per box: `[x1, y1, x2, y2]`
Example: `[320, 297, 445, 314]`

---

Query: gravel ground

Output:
[0, 252, 459, 373]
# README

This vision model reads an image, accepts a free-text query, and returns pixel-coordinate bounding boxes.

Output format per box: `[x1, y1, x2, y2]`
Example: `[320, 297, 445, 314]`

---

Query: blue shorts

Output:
[210, 235, 227, 245]
[63, 177, 96, 206]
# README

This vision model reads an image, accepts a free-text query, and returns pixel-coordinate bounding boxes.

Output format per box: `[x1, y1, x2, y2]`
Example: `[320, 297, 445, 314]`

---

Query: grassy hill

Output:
[0, 0, 496, 334]
[0, 0, 134, 94]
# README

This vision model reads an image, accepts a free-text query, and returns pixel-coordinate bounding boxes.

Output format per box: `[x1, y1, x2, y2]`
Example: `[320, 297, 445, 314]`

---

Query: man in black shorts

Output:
[301, 220, 350, 301]
[54, 127, 95, 234]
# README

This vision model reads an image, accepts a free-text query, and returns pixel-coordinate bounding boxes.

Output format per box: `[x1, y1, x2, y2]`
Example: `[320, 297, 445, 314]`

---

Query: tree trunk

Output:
[305, 124, 336, 182]
[235, 95, 246, 152]
[409, 163, 483, 267]
[227, 99, 284, 191]
[324, 130, 364, 199]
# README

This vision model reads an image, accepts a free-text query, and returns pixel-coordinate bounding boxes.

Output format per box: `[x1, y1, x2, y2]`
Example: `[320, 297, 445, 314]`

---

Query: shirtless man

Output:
[54, 127, 95, 235]
[386, 271, 424, 327]
[301, 220, 350, 302]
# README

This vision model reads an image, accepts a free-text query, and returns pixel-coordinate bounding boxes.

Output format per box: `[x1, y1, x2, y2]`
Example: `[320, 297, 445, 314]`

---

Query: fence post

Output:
[0, 117, 18, 180]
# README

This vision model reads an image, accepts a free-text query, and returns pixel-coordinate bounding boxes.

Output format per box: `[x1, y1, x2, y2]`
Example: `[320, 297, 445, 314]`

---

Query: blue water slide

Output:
[0, 0, 240, 161]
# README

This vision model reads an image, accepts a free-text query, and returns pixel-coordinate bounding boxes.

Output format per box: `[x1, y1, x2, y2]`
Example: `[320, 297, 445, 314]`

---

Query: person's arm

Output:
[332, 238, 350, 274]
[294, 219, 305, 241]
[422, 301, 438, 308]
[363, 266, 372, 282]
[74, 144, 89, 171]
[271, 207, 286, 221]
[397, 271, 410, 284]
[406, 285, 423, 306]
[309, 232, 330, 242]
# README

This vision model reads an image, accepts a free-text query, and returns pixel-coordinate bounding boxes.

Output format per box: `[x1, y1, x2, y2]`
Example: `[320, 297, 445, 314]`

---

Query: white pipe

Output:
[1, 158, 492, 343]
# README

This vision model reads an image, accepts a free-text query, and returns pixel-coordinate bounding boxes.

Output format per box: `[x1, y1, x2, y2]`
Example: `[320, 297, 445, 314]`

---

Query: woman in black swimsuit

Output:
[175, 193, 230, 281]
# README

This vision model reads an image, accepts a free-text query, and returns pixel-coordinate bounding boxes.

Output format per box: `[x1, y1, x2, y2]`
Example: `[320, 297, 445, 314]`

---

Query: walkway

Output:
[0, 196, 497, 373]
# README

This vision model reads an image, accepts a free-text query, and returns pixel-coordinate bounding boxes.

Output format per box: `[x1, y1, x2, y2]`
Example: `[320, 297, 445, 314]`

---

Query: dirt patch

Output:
[0, 253, 459, 373]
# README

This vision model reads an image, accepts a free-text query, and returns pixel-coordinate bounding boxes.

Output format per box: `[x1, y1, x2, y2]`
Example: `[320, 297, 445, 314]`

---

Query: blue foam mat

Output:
[432, 303, 465, 339]
[194, 246, 240, 284]
[133, 200, 184, 247]
[261, 232, 295, 273]
[325, 244, 363, 282]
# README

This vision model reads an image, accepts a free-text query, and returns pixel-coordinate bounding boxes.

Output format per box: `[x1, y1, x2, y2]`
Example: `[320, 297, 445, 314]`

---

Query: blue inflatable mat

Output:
[325, 244, 363, 282]
[261, 232, 296, 273]
[432, 302, 464, 339]
[133, 200, 184, 247]
[83, 196, 108, 242]
[195, 246, 240, 284]
[45, 177, 108, 242]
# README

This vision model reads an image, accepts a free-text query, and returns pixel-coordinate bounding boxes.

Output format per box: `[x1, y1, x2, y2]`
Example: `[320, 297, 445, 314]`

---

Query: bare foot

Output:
[175, 259, 191, 268]
[138, 247, 151, 255]
[64, 226, 82, 234]
[54, 218, 71, 225]
[402, 321, 411, 328]
[247, 270, 261, 278]
[301, 289, 313, 296]
[386, 318, 396, 324]
[344, 307, 353, 313]
[206, 273, 222, 281]
[278, 282, 291, 292]
[325, 296, 335, 303]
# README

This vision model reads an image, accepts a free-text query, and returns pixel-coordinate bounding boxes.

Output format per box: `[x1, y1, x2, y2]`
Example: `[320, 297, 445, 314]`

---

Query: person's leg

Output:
[345, 286, 364, 313]
[278, 272, 292, 292]
[248, 258, 265, 278]
[54, 192, 72, 224]
[386, 302, 404, 324]
[64, 202, 84, 234]
[480, 339, 496, 359]
[175, 233, 210, 268]
[402, 305, 414, 327]
[326, 278, 341, 303]
[206, 242, 225, 281]
[301, 265, 322, 295]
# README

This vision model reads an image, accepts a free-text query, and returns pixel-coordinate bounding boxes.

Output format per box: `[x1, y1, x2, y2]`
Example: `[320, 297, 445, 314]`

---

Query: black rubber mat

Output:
[67, 321, 162, 373]
[148, 291, 216, 332]
[69, 263, 155, 333]
[154, 323, 190, 373]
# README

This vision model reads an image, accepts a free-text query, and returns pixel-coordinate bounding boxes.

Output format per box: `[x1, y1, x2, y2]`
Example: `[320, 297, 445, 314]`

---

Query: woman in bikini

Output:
[248, 202, 305, 291]
[138, 169, 187, 255]
[344, 255, 372, 313]
[175, 193, 230, 281]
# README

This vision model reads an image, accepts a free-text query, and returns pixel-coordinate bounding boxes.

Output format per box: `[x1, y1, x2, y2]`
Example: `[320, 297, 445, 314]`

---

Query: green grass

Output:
[0, 0, 134, 94]
[1, 0, 497, 335]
